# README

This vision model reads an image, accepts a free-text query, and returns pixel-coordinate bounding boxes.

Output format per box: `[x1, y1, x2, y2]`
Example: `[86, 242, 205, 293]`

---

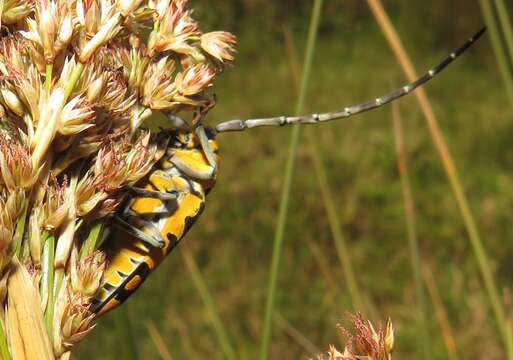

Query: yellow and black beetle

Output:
[93, 27, 485, 315]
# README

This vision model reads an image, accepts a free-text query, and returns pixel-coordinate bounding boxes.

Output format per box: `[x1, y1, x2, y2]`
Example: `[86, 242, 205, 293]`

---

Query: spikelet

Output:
[315, 313, 395, 360]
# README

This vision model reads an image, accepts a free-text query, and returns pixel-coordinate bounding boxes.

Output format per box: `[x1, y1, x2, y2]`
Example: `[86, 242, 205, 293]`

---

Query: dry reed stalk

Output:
[146, 321, 174, 360]
[366, 0, 508, 353]
[274, 313, 322, 357]
[422, 263, 460, 360]
[6, 258, 53, 360]
[391, 103, 430, 359]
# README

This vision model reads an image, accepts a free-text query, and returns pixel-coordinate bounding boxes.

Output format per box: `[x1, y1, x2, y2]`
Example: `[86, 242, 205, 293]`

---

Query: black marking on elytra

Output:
[166, 233, 179, 251]
[129, 257, 144, 266]
[92, 257, 153, 313]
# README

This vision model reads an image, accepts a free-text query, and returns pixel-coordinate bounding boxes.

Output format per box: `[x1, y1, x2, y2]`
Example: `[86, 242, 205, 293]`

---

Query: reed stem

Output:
[146, 321, 174, 360]
[422, 264, 460, 360]
[259, 1, 323, 358]
[42, 235, 55, 339]
[63, 62, 84, 101]
[181, 246, 236, 360]
[392, 103, 430, 359]
[45, 64, 53, 92]
[493, 0, 513, 66]
[479, 0, 513, 110]
[80, 222, 104, 259]
[0, 318, 11, 360]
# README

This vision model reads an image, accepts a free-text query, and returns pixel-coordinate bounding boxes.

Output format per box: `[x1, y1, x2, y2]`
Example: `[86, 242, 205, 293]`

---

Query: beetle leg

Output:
[169, 155, 216, 181]
[165, 113, 190, 131]
[113, 214, 166, 248]
[195, 125, 218, 170]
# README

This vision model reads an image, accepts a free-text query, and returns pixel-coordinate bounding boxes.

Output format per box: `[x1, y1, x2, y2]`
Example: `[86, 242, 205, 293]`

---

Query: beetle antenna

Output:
[214, 27, 486, 134]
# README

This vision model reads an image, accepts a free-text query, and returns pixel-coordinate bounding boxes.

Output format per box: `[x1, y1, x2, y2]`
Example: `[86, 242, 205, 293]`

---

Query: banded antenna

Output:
[214, 27, 486, 134]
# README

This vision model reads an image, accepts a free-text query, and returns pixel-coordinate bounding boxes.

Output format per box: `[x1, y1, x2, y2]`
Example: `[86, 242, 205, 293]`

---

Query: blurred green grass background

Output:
[76, 1, 512, 358]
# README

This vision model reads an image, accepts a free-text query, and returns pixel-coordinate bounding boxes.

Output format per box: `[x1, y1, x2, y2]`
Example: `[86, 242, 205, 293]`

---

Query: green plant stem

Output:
[422, 264, 459, 360]
[42, 234, 55, 339]
[64, 62, 85, 101]
[181, 247, 236, 360]
[282, 24, 367, 315]
[479, 0, 513, 110]
[392, 103, 430, 359]
[493, 0, 513, 66]
[368, 0, 510, 355]
[80, 222, 104, 260]
[259, 1, 323, 359]
[112, 304, 139, 360]
[508, 316, 513, 360]
[306, 131, 366, 311]
[0, 318, 11, 360]
[45, 64, 52, 92]
[13, 200, 28, 258]
[53, 268, 63, 303]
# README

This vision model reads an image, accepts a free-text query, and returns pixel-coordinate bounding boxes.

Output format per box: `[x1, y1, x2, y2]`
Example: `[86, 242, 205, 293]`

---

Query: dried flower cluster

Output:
[316, 313, 394, 360]
[0, 0, 235, 357]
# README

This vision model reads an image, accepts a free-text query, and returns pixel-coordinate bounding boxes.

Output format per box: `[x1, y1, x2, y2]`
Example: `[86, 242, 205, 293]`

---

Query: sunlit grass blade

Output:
[259, 1, 323, 358]
[366, 0, 510, 356]
[493, 0, 513, 64]
[306, 242, 344, 304]
[111, 304, 139, 360]
[146, 320, 174, 360]
[479, 0, 513, 110]
[274, 312, 322, 357]
[282, 26, 366, 314]
[392, 103, 430, 359]
[167, 309, 200, 359]
[422, 263, 460, 360]
[0, 318, 11, 360]
[504, 289, 513, 360]
[181, 245, 236, 360]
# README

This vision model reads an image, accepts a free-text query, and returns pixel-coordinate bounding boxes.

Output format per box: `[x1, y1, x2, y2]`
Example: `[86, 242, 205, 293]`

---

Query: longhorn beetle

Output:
[92, 27, 486, 315]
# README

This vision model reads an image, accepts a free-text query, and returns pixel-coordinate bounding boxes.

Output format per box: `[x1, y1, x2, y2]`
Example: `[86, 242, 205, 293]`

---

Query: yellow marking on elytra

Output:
[131, 196, 162, 214]
[172, 149, 213, 173]
[160, 193, 203, 253]
[103, 248, 145, 281]
[125, 275, 142, 291]
[98, 299, 121, 316]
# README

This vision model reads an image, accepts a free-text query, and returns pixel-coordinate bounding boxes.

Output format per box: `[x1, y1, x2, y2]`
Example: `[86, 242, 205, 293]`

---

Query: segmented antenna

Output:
[215, 27, 486, 133]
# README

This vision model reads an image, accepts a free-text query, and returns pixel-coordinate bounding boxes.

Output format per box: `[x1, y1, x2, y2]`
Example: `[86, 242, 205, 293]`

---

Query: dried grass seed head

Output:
[200, 31, 237, 63]
[42, 176, 73, 231]
[54, 283, 96, 356]
[2, 0, 33, 25]
[148, 0, 200, 56]
[20, 0, 75, 64]
[70, 249, 106, 297]
[0, 131, 37, 191]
